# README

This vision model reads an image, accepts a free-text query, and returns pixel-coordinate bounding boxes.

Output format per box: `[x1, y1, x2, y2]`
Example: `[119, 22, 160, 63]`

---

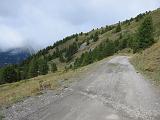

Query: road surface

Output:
[3, 56, 160, 120]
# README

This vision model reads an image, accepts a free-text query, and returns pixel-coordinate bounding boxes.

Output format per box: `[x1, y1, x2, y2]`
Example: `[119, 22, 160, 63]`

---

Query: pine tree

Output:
[1, 66, 17, 83]
[137, 16, 154, 50]
[16, 69, 21, 81]
[131, 39, 139, 53]
[119, 38, 127, 50]
[65, 42, 78, 61]
[114, 39, 120, 52]
[74, 58, 80, 68]
[104, 41, 115, 56]
[81, 52, 93, 66]
[38, 58, 48, 75]
[22, 64, 29, 79]
[75, 36, 78, 41]
[28, 58, 39, 78]
[0, 70, 4, 84]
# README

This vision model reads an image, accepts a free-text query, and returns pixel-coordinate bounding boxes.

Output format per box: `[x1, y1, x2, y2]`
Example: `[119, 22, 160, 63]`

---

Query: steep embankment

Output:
[131, 8, 160, 84]
[131, 41, 160, 84]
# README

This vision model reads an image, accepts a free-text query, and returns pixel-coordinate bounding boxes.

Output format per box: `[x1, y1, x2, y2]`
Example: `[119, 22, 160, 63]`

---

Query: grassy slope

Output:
[0, 70, 76, 107]
[131, 40, 160, 84]
[131, 8, 160, 84]
[47, 13, 141, 70]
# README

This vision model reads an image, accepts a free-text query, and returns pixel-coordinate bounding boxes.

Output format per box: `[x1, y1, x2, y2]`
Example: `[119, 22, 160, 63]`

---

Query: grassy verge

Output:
[0, 69, 84, 107]
[130, 41, 160, 85]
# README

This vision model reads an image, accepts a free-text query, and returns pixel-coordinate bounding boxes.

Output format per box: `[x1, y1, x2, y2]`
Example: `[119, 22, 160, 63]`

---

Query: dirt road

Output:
[3, 56, 160, 120]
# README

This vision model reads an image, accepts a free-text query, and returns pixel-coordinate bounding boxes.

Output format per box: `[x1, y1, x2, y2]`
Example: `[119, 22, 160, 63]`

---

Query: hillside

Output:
[130, 8, 160, 84]
[131, 40, 160, 84]
[0, 7, 159, 111]
[0, 8, 160, 85]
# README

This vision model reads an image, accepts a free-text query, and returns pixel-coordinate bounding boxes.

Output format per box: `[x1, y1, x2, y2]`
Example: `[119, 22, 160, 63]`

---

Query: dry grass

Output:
[0, 55, 113, 107]
[124, 8, 160, 84]
[131, 41, 160, 84]
[0, 69, 83, 107]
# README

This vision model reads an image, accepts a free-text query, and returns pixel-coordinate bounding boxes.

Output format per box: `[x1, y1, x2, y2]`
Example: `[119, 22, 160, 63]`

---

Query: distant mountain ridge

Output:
[0, 47, 34, 67]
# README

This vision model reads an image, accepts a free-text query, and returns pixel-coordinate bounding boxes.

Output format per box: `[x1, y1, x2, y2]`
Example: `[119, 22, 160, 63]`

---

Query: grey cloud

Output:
[0, 0, 159, 51]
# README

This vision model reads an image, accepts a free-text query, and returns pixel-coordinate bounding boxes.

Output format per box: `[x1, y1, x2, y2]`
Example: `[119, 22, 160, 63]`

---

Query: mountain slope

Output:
[0, 8, 160, 109]
[131, 40, 160, 84]
[28, 8, 160, 70]
[0, 48, 34, 67]
[130, 8, 160, 84]
[0, 8, 160, 85]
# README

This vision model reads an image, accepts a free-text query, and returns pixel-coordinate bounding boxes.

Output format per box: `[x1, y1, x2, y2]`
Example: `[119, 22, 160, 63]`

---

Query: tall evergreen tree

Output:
[1, 66, 17, 83]
[16, 69, 21, 81]
[137, 16, 154, 50]
[114, 39, 120, 52]
[104, 41, 115, 56]
[65, 42, 78, 61]
[38, 58, 49, 75]
[28, 58, 39, 78]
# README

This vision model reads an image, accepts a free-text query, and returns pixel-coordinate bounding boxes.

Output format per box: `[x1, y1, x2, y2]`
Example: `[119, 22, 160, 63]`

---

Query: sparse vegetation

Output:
[131, 41, 160, 84]
[74, 39, 117, 68]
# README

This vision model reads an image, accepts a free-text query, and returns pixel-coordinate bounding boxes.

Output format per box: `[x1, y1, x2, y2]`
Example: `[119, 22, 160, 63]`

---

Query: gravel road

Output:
[3, 56, 160, 120]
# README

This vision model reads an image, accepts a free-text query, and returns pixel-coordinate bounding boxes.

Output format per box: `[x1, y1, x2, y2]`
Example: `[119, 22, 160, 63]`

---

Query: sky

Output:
[0, 0, 159, 51]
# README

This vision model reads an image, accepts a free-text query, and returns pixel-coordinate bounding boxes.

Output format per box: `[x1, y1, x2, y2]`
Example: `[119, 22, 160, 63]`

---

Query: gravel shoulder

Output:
[2, 56, 160, 120]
